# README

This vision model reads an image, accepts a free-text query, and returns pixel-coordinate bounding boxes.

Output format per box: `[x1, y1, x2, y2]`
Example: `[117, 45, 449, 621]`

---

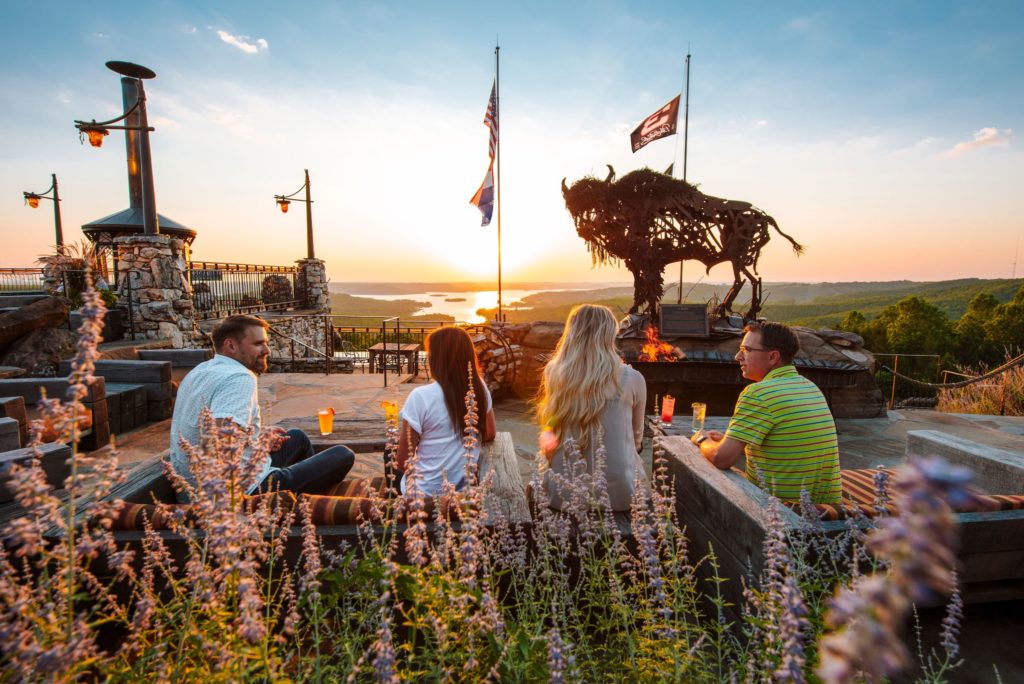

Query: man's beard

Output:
[246, 356, 269, 375]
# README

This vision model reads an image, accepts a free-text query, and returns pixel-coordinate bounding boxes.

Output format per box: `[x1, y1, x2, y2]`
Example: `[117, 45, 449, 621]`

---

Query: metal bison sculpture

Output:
[561, 166, 803, 321]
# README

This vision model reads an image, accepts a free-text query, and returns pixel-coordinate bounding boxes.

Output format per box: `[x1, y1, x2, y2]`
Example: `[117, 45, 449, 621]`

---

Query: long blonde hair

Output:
[537, 304, 622, 449]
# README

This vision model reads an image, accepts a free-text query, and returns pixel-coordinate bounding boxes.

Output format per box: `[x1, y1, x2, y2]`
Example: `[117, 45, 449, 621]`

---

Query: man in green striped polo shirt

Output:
[692, 322, 842, 504]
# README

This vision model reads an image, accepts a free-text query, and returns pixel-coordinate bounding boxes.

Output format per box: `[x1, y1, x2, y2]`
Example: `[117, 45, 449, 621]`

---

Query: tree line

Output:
[838, 284, 1024, 368]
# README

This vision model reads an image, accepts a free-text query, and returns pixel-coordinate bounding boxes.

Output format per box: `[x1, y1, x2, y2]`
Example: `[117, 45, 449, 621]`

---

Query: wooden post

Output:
[889, 355, 899, 410]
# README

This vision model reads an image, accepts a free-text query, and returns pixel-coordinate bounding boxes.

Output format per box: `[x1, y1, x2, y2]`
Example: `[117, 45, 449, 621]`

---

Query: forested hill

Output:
[759, 279, 1023, 328]
[477, 278, 1023, 329]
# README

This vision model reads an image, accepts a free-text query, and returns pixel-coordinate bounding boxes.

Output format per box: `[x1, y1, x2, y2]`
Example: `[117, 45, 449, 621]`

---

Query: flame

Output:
[638, 325, 680, 362]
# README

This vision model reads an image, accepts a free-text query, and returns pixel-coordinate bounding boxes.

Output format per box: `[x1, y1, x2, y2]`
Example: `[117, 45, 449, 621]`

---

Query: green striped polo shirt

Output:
[725, 365, 842, 504]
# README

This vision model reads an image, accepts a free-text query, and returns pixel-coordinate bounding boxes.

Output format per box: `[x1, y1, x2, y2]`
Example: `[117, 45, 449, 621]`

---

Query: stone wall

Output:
[115, 234, 197, 348]
[295, 258, 329, 313]
[263, 311, 329, 372]
[505, 321, 885, 419]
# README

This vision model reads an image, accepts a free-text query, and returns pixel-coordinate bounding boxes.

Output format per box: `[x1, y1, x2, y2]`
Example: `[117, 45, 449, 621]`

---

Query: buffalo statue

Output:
[561, 166, 803, 321]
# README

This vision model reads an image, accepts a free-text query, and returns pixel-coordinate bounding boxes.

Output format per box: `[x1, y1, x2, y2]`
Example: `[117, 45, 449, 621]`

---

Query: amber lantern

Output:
[25, 193, 40, 208]
[277, 199, 291, 213]
[85, 126, 109, 148]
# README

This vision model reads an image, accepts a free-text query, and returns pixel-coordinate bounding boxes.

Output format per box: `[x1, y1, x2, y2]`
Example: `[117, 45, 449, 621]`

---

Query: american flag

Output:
[470, 163, 495, 226]
[484, 80, 498, 160]
[469, 80, 498, 226]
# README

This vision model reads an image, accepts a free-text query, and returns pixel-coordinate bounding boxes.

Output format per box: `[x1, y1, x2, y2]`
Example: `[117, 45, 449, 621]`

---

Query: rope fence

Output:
[881, 352, 1024, 390]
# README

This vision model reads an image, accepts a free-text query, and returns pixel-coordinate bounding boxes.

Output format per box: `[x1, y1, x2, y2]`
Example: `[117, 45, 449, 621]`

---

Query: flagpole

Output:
[495, 44, 504, 323]
[677, 50, 691, 304]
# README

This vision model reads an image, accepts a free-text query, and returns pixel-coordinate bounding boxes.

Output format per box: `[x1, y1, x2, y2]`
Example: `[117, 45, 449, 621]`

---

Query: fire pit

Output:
[619, 323, 872, 417]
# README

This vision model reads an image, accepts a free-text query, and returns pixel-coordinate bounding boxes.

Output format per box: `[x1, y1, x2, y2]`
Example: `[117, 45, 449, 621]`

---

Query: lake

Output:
[348, 288, 583, 324]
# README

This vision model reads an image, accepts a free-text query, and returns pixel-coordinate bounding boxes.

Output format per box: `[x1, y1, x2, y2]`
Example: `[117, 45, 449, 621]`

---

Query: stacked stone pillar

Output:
[295, 258, 330, 313]
[114, 234, 197, 348]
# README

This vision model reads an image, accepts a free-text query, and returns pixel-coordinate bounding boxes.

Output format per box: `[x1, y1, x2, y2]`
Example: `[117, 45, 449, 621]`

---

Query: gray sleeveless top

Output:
[543, 364, 647, 511]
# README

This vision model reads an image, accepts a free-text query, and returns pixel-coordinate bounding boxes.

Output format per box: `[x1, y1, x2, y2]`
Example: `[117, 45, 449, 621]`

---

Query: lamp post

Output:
[274, 169, 315, 259]
[74, 61, 159, 235]
[23, 173, 64, 251]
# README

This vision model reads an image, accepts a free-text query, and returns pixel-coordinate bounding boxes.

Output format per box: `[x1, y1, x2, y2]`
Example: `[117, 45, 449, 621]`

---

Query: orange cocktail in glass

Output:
[318, 407, 335, 435]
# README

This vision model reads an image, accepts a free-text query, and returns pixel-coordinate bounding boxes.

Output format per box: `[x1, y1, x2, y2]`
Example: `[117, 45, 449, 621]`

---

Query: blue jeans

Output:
[257, 429, 355, 495]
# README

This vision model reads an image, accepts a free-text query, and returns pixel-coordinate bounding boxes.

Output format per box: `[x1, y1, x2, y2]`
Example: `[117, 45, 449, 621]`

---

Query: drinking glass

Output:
[318, 408, 335, 436]
[691, 402, 706, 434]
[660, 395, 676, 425]
[380, 400, 399, 423]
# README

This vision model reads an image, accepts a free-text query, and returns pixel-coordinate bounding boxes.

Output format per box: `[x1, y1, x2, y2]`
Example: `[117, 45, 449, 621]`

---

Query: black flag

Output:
[630, 95, 681, 153]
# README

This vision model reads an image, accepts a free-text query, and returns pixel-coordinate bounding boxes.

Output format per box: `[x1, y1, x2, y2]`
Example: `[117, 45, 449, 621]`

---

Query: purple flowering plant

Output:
[0, 277, 976, 682]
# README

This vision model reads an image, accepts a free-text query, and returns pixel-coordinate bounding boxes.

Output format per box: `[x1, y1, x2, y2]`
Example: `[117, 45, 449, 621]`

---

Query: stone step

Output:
[58, 359, 171, 384]
[0, 397, 28, 447]
[0, 443, 73, 502]
[0, 377, 105, 404]
[0, 294, 48, 308]
[0, 417, 20, 451]
[138, 348, 213, 368]
[105, 383, 149, 435]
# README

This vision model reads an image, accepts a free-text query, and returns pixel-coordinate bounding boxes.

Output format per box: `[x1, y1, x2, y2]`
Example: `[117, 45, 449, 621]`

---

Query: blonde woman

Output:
[537, 304, 647, 511]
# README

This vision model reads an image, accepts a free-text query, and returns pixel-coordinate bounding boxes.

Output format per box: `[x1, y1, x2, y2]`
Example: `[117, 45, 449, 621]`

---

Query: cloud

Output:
[205, 105, 255, 137]
[940, 127, 1013, 158]
[216, 29, 269, 54]
[90, 32, 109, 39]
[786, 17, 811, 31]
[184, 24, 197, 34]
[149, 116, 181, 129]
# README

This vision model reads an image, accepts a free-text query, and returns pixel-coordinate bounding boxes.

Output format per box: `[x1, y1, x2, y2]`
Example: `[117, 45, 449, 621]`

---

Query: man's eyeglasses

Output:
[737, 346, 772, 355]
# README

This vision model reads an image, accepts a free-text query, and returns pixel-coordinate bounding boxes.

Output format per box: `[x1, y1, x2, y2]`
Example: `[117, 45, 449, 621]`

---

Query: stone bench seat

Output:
[0, 378, 109, 450]
[0, 443, 73, 503]
[662, 429, 1024, 618]
[58, 359, 173, 422]
[104, 383, 149, 435]
[77, 432, 528, 568]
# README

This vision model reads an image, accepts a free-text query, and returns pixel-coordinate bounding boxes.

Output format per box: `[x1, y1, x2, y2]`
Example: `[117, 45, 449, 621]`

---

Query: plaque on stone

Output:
[660, 304, 710, 338]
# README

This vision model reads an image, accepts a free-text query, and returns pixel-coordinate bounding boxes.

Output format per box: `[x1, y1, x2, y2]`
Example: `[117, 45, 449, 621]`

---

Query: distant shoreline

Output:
[328, 281, 632, 295]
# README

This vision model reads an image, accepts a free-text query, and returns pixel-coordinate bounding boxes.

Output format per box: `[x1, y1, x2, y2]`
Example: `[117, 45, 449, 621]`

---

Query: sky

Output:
[1, 1, 1022, 285]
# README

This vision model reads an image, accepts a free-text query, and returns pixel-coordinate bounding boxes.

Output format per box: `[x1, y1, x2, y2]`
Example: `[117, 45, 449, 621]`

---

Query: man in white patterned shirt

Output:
[170, 315, 354, 502]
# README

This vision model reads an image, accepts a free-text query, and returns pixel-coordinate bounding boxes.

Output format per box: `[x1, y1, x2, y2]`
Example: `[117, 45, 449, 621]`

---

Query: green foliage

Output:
[983, 286, 1024, 355]
[764, 278, 1023, 328]
[328, 292, 454, 322]
[882, 296, 953, 356]
[954, 293, 1001, 366]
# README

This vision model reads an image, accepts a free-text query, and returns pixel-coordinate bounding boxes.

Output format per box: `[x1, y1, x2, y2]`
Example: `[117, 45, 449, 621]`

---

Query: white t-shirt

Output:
[399, 381, 492, 497]
[169, 354, 273, 501]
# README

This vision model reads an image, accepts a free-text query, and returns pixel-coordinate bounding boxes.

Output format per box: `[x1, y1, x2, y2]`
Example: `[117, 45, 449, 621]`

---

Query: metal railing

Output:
[0, 268, 46, 293]
[874, 353, 942, 409]
[267, 317, 338, 374]
[188, 261, 301, 320]
[331, 315, 464, 387]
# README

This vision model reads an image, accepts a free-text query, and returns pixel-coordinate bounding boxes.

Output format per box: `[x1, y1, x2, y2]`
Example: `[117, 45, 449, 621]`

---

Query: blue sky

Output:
[1, 1, 1021, 283]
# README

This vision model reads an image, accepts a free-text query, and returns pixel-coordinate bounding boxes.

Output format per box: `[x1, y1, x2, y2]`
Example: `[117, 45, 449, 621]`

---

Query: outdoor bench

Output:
[661, 430, 1024, 624]
[0, 396, 29, 448]
[0, 443, 73, 503]
[85, 432, 528, 567]
[0, 377, 109, 450]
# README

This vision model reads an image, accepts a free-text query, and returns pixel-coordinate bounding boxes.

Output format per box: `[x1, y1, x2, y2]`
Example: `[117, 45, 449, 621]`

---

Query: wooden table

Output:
[646, 415, 730, 438]
[367, 343, 421, 376]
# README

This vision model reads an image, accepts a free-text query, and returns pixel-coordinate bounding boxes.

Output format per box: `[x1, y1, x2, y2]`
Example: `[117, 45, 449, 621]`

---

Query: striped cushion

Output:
[112, 502, 194, 531]
[300, 492, 458, 525]
[784, 468, 1024, 521]
[322, 476, 388, 498]
[302, 495, 383, 525]
[109, 491, 297, 531]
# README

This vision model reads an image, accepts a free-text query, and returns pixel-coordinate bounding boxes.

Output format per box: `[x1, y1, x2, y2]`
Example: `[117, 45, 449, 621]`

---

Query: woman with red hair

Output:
[395, 326, 496, 495]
